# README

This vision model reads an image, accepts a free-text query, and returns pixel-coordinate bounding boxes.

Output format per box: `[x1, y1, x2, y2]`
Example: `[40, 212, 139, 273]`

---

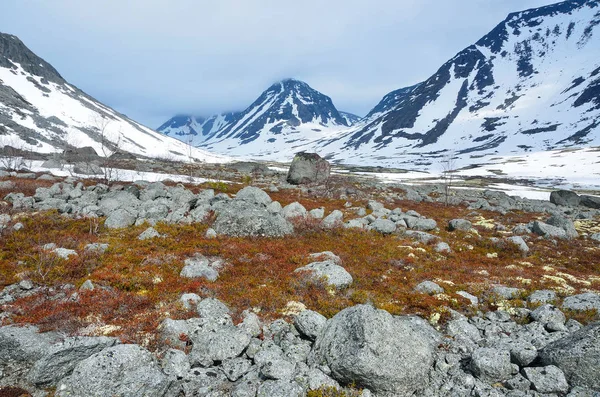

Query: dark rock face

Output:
[580, 194, 600, 209]
[286, 153, 331, 185]
[62, 147, 99, 163]
[550, 190, 581, 207]
[0, 33, 64, 84]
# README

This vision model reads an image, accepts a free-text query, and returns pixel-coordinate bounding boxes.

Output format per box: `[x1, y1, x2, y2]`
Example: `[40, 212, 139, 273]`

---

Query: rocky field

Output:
[0, 155, 599, 397]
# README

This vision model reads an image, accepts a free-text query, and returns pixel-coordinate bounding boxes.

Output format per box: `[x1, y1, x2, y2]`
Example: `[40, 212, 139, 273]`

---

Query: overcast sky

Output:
[1, 0, 554, 128]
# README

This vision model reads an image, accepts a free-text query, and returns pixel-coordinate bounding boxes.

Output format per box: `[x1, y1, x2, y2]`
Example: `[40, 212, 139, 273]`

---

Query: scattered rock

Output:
[322, 210, 344, 228]
[580, 195, 600, 209]
[213, 200, 293, 237]
[79, 280, 94, 291]
[448, 219, 472, 231]
[531, 220, 568, 240]
[180, 255, 222, 281]
[434, 242, 451, 253]
[138, 226, 162, 240]
[205, 228, 217, 239]
[281, 202, 307, 219]
[457, 291, 479, 306]
[415, 280, 444, 295]
[180, 293, 201, 310]
[546, 214, 579, 239]
[294, 260, 353, 289]
[53, 247, 78, 260]
[104, 208, 137, 229]
[369, 218, 396, 234]
[235, 186, 272, 206]
[505, 236, 530, 255]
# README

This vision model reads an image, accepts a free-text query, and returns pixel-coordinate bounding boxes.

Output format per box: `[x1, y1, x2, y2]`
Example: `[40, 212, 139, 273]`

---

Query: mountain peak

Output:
[0, 31, 64, 84]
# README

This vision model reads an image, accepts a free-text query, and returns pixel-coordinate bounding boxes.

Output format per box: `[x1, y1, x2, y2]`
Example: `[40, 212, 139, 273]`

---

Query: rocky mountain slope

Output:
[317, 0, 600, 167]
[0, 33, 226, 163]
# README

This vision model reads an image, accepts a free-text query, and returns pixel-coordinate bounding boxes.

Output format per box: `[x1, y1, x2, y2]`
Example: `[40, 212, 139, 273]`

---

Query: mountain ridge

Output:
[0, 32, 226, 163]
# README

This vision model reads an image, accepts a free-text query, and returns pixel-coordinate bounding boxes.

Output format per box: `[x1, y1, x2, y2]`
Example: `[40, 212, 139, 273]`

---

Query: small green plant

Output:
[206, 181, 229, 192]
[241, 175, 253, 185]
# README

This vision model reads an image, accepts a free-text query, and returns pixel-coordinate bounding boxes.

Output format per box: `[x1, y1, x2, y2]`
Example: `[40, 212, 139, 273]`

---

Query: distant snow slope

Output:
[157, 112, 239, 146]
[317, 0, 600, 168]
[0, 33, 227, 163]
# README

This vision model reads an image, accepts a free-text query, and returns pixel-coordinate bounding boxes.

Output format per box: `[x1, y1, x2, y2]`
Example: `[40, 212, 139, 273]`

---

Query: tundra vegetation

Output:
[0, 160, 599, 396]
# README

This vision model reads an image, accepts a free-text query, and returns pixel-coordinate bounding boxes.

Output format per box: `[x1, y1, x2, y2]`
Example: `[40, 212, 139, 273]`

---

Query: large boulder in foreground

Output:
[309, 305, 438, 396]
[286, 152, 331, 185]
[56, 344, 170, 397]
[539, 322, 600, 390]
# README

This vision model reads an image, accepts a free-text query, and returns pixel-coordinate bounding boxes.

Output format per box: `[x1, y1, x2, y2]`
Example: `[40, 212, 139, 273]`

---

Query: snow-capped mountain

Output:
[157, 112, 239, 146]
[196, 79, 350, 158]
[0, 33, 226, 163]
[318, 0, 600, 168]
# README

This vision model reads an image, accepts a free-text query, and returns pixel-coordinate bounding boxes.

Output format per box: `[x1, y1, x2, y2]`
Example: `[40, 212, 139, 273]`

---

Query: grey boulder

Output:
[28, 336, 118, 386]
[56, 344, 171, 397]
[562, 292, 600, 312]
[580, 195, 600, 209]
[448, 219, 472, 231]
[281, 202, 307, 219]
[309, 304, 437, 396]
[294, 310, 327, 341]
[0, 325, 59, 364]
[104, 208, 137, 229]
[322, 210, 344, 228]
[234, 186, 272, 206]
[212, 200, 293, 237]
[415, 280, 444, 295]
[369, 218, 396, 234]
[550, 190, 581, 207]
[295, 260, 353, 289]
[180, 255, 221, 281]
[522, 365, 569, 394]
[286, 152, 331, 185]
[531, 221, 568, 239]
[539, 322, 600, 389]
[470, 348, 512, 383]
[189, 325, 252, 367]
